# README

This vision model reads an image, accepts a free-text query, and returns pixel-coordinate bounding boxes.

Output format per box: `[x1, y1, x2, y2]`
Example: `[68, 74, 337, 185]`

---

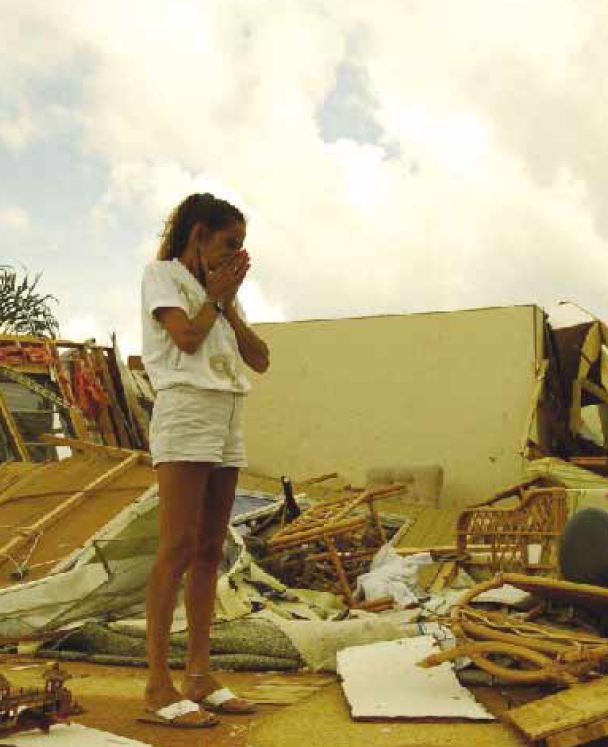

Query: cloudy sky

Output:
[2, 0, 608, 353]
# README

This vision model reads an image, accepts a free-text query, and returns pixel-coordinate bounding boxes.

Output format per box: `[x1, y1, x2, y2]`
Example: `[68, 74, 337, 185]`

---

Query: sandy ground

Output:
[0, 655, 546, 747]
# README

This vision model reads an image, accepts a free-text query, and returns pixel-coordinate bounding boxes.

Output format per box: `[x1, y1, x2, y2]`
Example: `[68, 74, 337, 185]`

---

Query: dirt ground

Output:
[0, 654, 547, 747]
[0, 654, 324, 747]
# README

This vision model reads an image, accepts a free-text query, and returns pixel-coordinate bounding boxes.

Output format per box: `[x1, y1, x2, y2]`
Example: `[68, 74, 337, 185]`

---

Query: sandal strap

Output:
[156, 699, 200, 721]
[204, 687, 237, 707]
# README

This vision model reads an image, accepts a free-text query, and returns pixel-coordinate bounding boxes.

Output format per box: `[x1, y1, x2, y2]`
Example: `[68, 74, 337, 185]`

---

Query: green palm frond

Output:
[0, 264, 60, 338]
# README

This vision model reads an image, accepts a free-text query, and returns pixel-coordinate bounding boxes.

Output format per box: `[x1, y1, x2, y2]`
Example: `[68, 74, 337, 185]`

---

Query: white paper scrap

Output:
[5, 723, 151, 746]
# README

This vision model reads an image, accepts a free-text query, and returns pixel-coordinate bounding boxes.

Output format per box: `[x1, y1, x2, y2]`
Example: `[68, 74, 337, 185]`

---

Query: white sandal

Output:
[186, 674, 257, 714]
[137, 698, 219, 728]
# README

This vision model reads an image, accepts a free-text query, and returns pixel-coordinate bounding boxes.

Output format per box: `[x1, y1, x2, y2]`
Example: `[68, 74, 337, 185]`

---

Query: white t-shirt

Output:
[141, 258, 250, 394]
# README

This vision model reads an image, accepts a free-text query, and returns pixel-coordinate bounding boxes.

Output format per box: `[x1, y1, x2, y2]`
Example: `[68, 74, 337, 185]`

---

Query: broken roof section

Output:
[0, 334, 150, 464]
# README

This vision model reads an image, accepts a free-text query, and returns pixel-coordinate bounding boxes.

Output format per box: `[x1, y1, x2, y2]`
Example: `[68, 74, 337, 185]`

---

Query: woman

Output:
[139, 192, 270, 728]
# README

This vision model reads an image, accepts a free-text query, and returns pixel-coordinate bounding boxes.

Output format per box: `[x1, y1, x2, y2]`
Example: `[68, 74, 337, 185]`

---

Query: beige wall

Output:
[247, 305, 544, 508]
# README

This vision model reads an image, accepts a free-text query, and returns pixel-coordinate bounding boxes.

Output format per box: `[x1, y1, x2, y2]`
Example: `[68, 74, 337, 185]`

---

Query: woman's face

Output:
[199, 220, 246, 271]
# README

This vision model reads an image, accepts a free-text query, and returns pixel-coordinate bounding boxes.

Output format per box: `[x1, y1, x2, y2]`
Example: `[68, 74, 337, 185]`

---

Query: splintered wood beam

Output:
[68, 406, 90, 441]
[38, 434, 151, 464]
[521, 358, 549, 454]
[92, 348, 132, 448]
[0, 452, 140, 570]
[0, 388, 30, 462]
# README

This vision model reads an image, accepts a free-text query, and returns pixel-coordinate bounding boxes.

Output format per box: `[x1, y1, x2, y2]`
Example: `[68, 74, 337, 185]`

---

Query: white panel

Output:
[337, 636, 494, 720]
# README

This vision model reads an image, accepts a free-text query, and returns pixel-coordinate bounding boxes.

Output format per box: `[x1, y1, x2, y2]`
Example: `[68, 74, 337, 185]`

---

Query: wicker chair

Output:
[456, 486, 568, 576]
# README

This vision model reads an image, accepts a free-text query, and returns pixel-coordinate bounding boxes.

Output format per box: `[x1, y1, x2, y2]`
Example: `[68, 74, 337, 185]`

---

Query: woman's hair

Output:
[156, 193, 245, 260]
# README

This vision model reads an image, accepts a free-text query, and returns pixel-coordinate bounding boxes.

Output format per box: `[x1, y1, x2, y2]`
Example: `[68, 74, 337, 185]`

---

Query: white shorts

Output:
[150, 386, 247, 469]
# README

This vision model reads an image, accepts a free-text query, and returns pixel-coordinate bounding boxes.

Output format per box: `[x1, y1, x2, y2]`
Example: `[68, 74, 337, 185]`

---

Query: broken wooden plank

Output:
[92, 348, 133, 448]
[505, 675, 608, 745]
[38, 434, 151, 464]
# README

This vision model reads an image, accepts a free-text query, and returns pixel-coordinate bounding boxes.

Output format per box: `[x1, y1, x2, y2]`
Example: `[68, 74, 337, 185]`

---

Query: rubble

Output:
[5, 302, 608, 745]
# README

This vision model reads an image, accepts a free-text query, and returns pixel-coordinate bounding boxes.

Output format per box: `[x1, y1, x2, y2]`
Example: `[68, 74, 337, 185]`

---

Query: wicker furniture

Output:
[456, 486, 568, 576]
[419, 573, 608, 686]
[266, 485, 404, 608]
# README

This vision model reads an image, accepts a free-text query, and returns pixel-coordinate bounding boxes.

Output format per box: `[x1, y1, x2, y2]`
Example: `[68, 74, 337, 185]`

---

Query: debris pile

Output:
[4, 302, 608, 746]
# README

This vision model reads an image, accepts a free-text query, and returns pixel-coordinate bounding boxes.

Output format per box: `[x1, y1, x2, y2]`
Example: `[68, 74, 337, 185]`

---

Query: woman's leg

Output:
[181, 466, 256, 711]
[183, 466, 238, 678]
[145, 461, 212, 710]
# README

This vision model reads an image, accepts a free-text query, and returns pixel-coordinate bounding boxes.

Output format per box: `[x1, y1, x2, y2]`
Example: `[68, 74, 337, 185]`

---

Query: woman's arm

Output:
[223, 303, 270, 373]
[155, 302, 221, 355]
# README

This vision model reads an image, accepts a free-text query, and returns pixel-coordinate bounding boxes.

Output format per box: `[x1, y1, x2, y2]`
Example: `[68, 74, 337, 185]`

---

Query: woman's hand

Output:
[205, 250, 250, 304]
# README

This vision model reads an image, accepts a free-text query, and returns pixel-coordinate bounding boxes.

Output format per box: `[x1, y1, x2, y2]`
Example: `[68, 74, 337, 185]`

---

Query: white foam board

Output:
[337, 635, 494, 721]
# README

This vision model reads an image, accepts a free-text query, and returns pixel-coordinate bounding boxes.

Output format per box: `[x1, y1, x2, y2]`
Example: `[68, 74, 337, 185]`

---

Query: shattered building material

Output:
[245, 305, 548, 508]
[264, 485, 405, 608]
[505, 676, 608, 747]
[0, 447, 155, 589]
[419, 572, 608, 686]
[0, 335, 148, 464]
[543, 303, 608, 454]
[337, 636, 493, 721]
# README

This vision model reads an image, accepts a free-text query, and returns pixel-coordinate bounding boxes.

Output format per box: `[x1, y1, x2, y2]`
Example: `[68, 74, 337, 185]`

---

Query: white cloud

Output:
[0, 206, 30, 230]
[3, 0, 608, 345]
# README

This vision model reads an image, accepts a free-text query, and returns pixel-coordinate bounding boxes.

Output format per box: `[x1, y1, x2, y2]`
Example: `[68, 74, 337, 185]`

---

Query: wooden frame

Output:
[0, 451, 140, 574]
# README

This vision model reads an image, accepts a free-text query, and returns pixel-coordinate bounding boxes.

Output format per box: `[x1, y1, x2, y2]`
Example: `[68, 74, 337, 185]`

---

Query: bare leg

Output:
[145, 461, 215, 723]
[184, 467, 238, 675]
[182, 467, 255, 711]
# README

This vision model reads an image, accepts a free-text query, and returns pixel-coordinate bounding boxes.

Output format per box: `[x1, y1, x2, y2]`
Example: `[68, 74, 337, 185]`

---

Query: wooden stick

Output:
[268, 517, 366, 548]
[0, 388, 30, 461]
[67, 407, 90, 441]
[38, 434, 151, 464]
[324, 534, 355, 606]
[300, 472, 339, 485]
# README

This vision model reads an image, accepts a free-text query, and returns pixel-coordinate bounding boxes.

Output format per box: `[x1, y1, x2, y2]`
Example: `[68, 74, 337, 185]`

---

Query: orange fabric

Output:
[0, 342, 53, 367]
[71, 357, 109, 419]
